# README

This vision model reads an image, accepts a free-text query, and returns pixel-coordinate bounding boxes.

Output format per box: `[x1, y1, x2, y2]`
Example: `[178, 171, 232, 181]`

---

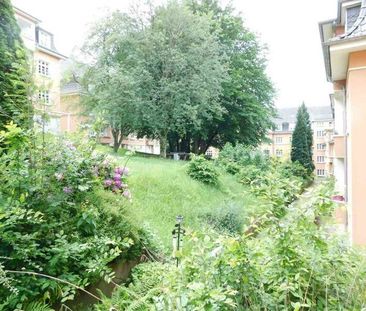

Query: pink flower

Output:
[63, 186, 72, 194]
[114, 173, 122, 181]
[104, 179, 113, 187]
[115, 180, 122, 188]
[65, 141, 76, 151]
[114, 167, 123, 175]
[122, 190, 131, 199]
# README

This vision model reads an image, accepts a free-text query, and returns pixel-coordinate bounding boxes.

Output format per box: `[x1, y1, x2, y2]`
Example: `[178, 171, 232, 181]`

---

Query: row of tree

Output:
[78, 0, 275, 156]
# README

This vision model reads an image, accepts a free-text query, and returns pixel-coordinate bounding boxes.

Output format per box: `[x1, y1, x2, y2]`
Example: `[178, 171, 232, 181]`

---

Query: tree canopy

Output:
[80, 0, 275, 156]
[0, 0, 31, 130]
[291, 103, 314, 173]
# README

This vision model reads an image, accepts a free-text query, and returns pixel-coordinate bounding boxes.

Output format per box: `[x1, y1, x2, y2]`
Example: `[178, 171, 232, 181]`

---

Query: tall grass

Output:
[100, 147, 265, 249]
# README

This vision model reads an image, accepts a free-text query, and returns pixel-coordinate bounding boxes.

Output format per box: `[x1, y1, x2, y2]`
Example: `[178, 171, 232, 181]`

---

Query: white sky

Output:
[12, 0, 337, 108]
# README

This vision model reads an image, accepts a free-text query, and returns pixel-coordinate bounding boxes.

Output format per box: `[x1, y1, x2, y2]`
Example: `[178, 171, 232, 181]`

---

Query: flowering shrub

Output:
[103, 166, 131, 200]
[0, 124, 144, 309]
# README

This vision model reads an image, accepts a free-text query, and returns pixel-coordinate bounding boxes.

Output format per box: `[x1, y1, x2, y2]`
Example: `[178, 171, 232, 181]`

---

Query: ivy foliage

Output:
[0, 0, 32, 129]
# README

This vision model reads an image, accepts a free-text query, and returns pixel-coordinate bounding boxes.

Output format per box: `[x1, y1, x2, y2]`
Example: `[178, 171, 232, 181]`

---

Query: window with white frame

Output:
[275, 137, 283, 144]
[317, 143, 326, 150]
[264, 149, 270, 156]
[317, 130, 325, 137]
[317, 156, 325, 163]
[317, 169, 325, 177]
[38, 90, 50, 104]
[276, 149, 283, 157]
[346, 5, 361, 31]
[38, 60, 49, 76]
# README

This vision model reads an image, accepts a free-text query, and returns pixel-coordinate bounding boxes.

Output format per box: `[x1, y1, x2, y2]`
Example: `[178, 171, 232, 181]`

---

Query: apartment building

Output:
[14, 7, 66, 132]
[319, 0, 366, 245]
[260, 107, 334, 177]
[61, 80, 161, 155]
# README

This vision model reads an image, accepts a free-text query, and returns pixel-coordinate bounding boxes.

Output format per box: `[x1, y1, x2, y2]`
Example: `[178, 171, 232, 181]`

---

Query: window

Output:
[317, 130, 325, 137]
[317, 143, 326, 150]
[317, 169, 325, 177]
[276, 149, 283, 157]
[317, 156, 325, 163]
[282, 122, 289, 131]
[264, 149, 270, 156]
[38, 30, 51, 49]
[38, 90, 50, 104]
[38, 60, 49, 76]
[346, 5, 361, 31]
[275, 137, 283, 144]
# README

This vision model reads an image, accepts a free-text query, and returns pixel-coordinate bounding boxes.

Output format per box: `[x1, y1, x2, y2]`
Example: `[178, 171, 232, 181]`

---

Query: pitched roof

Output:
[273, 106, 333, 127]
[61, 82, 82, 95]
[341, 0, 366, 39]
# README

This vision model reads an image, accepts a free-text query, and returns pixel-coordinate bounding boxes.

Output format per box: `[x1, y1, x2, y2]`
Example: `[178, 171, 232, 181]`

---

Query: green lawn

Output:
[98, 146, 264, 249]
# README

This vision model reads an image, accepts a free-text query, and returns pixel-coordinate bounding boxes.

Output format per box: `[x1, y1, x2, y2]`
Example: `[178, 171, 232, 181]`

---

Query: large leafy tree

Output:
[291, 103, 314, 173]
[0, 0, 31, 129]
[80, 12, 140, 152]
[179, 0, 275, 153]
[135, 1, 226, 157]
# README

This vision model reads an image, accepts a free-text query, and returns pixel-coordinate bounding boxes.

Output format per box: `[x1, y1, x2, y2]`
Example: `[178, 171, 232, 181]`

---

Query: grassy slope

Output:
[99, 147, 263, 249]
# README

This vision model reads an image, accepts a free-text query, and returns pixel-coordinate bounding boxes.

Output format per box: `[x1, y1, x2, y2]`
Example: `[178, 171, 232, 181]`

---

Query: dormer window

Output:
[282, 122, 289, 131]
[38, 30, 51, 49]
[346, 5, 361, 31]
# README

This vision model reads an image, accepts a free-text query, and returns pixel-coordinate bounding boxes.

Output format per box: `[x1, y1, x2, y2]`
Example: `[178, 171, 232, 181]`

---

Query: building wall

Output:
[60, 93, 87, 132]
[15, 8, 65, 134]
[312, 120, 333, 177]
[347, 51, 366, 245]
[261, 132, 292, 159]
[261, 121, 333, 177]
[33, 50, 62, 113]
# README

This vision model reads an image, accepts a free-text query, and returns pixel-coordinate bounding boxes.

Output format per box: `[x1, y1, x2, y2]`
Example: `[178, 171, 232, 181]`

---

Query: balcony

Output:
[333, 135, 346, 158]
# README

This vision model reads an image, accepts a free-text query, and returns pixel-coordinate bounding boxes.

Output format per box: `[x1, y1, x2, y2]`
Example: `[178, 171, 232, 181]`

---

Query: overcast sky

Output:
[12, 0, 337, 108]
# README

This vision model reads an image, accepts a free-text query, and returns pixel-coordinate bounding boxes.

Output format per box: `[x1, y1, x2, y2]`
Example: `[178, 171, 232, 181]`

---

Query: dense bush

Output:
[98, 181, 366, 310]
[187, 154, 219, 185]
[0, 124, 145, 309]
[219, 143, 270, 172]
[203, 203, 245, 235]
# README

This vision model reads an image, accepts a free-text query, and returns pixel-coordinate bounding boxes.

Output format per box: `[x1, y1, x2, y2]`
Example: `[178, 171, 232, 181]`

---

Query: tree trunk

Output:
[111, 128, 121, 153]
[160, 133, 168, 158]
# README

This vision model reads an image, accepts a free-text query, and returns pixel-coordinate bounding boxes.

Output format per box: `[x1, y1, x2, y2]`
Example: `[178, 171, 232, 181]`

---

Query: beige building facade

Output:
[260, 107, 334, 177]
[320, 0, 366, 245]
[14, 7, 66, 132]
[61, 81, 161, 155]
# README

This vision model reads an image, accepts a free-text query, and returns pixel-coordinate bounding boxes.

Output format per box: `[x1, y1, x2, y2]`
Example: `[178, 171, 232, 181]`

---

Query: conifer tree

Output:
[0, 0, 32, 129]
[291, 103, 314, 173]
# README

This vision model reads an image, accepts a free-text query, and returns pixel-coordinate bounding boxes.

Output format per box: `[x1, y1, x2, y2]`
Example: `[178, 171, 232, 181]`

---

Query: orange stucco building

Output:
[260, 107, 334, 177]
[320, 0, 366, 245]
